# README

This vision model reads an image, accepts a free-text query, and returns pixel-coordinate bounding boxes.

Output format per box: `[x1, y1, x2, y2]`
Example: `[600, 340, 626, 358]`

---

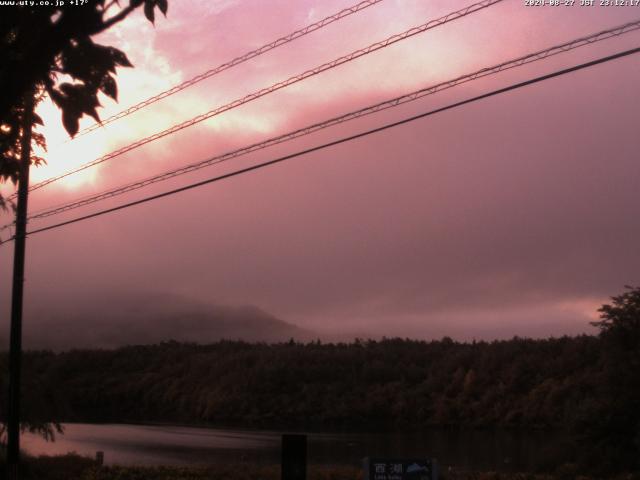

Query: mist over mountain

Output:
[17, 292, 313, 351]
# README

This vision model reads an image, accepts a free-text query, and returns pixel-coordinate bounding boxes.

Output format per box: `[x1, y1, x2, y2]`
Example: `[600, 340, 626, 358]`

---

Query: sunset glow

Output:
[2, 0, 639, 342]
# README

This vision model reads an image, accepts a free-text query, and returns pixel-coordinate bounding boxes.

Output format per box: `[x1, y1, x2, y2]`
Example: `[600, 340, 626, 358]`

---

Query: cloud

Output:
[1, 1, 639, 345]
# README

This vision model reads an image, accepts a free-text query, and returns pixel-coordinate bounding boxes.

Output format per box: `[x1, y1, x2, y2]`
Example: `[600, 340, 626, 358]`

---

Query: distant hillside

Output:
[20, 292, 313, 350]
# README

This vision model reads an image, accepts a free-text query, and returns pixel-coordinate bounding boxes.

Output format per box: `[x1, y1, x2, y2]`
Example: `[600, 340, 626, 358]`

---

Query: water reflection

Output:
[22, 423, 563, 471]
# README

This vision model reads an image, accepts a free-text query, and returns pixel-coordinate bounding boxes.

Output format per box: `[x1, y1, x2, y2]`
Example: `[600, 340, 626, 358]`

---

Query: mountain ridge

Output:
[18, 292, 313, 351]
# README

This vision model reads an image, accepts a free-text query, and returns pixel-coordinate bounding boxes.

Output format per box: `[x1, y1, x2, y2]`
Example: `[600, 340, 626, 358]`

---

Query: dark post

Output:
[7, 92, 34, 479]
[281, 434, 307, 480]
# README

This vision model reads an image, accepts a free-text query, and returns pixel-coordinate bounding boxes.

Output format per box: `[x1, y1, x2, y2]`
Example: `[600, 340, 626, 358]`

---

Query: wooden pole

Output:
[7, 92, 34, 479]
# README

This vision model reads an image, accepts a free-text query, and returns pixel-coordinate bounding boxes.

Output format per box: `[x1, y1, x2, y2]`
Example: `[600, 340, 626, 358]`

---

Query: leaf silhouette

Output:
[109, 47, 133, 68]
[158, 0, 168, 15]
[62, 110, 79, 137]
[100, 75, 118, 101]
[144, 0, 155, 24]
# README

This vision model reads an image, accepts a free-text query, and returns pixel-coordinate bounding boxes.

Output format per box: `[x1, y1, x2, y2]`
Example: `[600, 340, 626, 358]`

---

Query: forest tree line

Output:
[1, 288, 639, 473]
[0, 335, 635, 472]
[11, 335, 605, 430]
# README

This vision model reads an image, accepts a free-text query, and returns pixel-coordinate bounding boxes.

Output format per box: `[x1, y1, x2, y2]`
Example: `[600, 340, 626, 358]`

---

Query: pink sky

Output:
[1, 0, 639, 343]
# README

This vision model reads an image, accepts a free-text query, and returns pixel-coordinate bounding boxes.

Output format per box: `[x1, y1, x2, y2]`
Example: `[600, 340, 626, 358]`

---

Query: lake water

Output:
[22, 423, 565, 472]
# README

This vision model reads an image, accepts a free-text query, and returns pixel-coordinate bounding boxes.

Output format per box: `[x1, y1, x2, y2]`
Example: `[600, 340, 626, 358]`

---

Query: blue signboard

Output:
[363, 458, 437, 480]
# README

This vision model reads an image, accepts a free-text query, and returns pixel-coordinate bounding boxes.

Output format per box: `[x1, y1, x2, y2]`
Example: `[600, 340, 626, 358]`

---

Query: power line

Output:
[74, 0, 386, 138]
[16, 45, 640, 240]
[21, 18, 640, 223]
[17, 0, 503, 198]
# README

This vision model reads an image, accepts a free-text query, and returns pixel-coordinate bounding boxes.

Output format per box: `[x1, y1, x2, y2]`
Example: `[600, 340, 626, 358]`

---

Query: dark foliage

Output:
[0, 0, 169, 196]
[12, 453, 97, 480]
[583, 286, 640, 472]
[0, 334, 630, 473]
[27, 337, 601, 431]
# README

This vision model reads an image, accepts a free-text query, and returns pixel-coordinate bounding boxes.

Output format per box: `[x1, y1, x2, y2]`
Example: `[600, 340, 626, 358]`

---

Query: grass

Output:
[1, 454, 639, 480]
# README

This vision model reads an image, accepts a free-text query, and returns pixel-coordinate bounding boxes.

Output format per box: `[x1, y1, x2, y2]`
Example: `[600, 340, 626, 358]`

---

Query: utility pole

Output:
[7, 92, 34, 480]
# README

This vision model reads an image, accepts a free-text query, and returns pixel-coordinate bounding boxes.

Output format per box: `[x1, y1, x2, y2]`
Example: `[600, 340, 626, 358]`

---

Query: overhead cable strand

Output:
[18, 0, 504, 198]
[20, 18, 640, 223]
[74, 0, 386, 138]
[15, 45, 639, 239]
